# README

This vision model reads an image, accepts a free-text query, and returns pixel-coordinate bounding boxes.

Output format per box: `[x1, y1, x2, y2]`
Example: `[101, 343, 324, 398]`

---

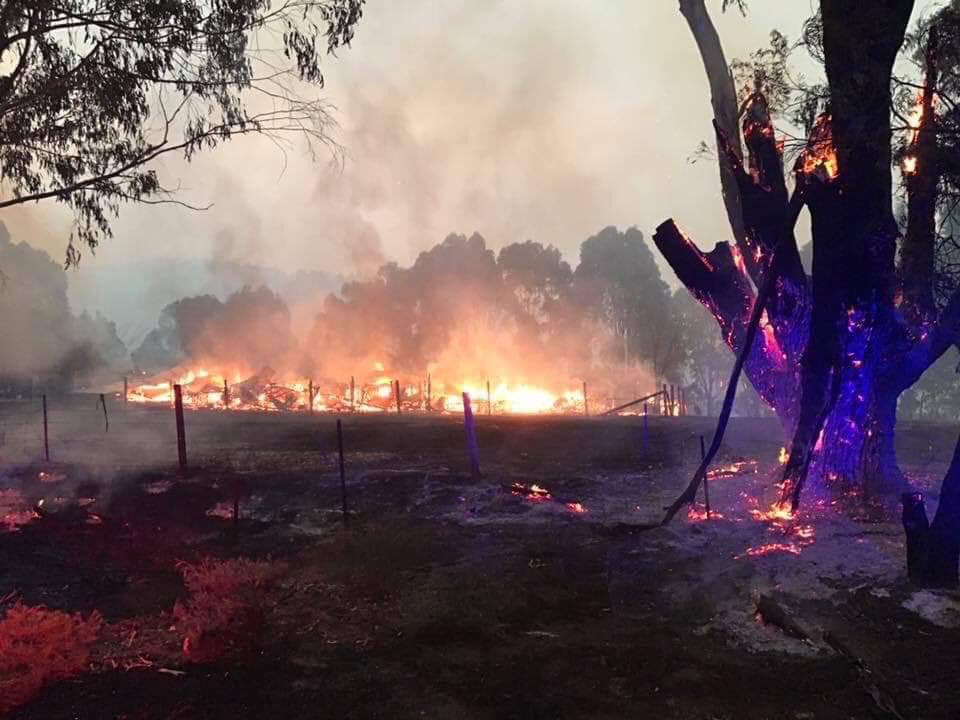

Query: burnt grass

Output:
[1, 399, 959, 719]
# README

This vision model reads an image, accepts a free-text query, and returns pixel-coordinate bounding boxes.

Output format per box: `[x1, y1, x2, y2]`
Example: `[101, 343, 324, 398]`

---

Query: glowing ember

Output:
[778, 446, 788, 465]
[687, 504, 723, 522]
[901, 89, 936, 175]
[736, 543, 802, 559]
[565, 502, 587, 514]
[0, 489, 39, 532]
[750, 502, 794, 523]
[798, 113, 839, 181]
[511, 483, 552, 503]
[758, 310, 786, 368]
[706, 460, 758, 480]
[730, 245, 748, 275]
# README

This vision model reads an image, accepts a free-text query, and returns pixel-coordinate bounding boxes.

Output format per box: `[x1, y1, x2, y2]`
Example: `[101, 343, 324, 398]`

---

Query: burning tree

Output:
[657, 0, 960, 585]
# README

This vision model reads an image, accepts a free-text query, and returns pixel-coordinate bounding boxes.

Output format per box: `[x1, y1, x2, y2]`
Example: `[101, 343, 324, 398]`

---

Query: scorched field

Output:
[0, 397, 958, 719]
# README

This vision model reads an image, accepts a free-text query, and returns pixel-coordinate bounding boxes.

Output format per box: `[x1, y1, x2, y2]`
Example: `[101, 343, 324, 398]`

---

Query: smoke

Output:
[6, 1, 833, 381]
[0, 223, 128, 392]
[132, 286, 295, 377]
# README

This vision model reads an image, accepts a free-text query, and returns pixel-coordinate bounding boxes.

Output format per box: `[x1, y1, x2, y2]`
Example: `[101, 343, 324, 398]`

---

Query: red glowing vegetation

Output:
[1, 489, 40, 532]
[0, 601, 103, 714]
[173, 558, 284, 663]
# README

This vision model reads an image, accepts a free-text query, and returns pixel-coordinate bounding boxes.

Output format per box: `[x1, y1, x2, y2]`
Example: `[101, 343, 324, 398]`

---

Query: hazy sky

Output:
[9, 1, 936, 305]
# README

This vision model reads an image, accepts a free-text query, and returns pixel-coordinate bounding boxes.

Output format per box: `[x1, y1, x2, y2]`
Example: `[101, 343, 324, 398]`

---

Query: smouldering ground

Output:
[1, 397, 959, 719]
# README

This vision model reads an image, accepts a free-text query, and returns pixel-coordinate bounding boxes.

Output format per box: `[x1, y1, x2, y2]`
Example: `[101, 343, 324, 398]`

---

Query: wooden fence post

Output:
[174, 384, 187, 471]
[700, 434, 711, 519]
[99, 393, 109, 432]
[42, 394, 49, 462]
[462, 392, 481, 480]
[337, 418, 348, 524]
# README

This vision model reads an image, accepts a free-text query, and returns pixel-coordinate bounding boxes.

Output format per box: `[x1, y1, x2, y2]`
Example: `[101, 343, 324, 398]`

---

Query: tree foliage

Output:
[0, 0, 363, 263]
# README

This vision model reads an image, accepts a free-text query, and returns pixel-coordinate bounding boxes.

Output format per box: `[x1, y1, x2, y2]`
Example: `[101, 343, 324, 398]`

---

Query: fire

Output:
[511, 483, 552, 503]
[687, 504, 723, 522]
[706, 459, 758, 480]
[730, 245, 748, 275]
[902, 89, 936, 175]
[798, 113, 839, 181]
[445, 382, 581, 415]
[778, 446, 788, 465]
[906, 90, 929, 145]
[565, 502, 587, 514]
[758, 310, 785, 367]
[1, 489, 39, 532]
[130, 364, 596, 416]
[750, 502, 794, 523]
[736, 543, 802, 559]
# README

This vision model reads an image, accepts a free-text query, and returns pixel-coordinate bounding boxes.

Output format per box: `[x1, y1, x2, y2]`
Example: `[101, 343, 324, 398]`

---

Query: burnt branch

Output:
[659, 187, 806, 525]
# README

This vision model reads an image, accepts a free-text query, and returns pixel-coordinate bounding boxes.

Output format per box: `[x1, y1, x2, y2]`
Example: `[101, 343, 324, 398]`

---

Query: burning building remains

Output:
[128, 229, 688, 415]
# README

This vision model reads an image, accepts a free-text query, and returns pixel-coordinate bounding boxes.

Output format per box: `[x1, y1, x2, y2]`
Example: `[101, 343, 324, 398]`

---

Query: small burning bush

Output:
[173, 557, 284, 663]
[0, 601, 102, 714]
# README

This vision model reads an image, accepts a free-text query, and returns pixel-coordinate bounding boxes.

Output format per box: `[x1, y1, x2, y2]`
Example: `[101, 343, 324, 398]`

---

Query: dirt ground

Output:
[1, 395, 959, 719]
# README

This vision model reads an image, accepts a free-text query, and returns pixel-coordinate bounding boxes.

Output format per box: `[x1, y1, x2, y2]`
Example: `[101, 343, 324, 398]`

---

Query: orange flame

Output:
[798, 114, 839, 181]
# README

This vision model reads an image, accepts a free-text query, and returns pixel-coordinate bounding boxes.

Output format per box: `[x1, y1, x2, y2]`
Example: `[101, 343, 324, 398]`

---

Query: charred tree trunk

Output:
[903, 432, 960, 587]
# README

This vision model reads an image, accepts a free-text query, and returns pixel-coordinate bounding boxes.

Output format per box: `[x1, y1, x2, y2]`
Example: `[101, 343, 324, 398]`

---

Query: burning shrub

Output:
[173, 557, 285, 663]
[0, 601, 103, 714]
